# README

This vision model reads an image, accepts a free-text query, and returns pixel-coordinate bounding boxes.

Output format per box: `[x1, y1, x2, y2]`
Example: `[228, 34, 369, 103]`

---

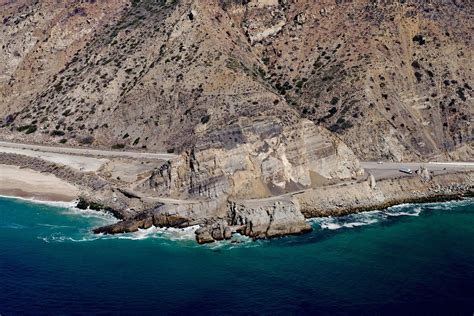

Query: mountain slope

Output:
[0, 0, 472, 161]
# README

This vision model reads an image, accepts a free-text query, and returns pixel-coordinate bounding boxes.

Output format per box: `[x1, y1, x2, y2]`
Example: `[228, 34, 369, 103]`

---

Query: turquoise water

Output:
[1, 196, 473, 314]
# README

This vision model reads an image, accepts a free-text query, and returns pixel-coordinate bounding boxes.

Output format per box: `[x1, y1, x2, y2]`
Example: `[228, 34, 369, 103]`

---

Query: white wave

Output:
[318, 218, 380, 230]
[40, 225, 200, 244]
[39, 232, 102, 243]
[321, 223, 342, 230]
[384, 206, 422, 217]
[60, 207, 118, 224]
[424, 198, 474, 210]
[310, 211, 383, 230]
[203, 233, 257, 250]
[386, 203, 412, 210]
[109, 225, 199, 241]
[37, 223, 74, 229]
[1, 222, 27, 229]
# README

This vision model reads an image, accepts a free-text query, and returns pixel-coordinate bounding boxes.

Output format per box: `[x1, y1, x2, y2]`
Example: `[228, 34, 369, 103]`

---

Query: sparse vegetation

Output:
[112, 144, 125, 149]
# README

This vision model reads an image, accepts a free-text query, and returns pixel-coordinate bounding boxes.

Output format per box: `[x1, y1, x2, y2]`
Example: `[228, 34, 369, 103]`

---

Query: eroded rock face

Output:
[296, 171, 474, 218]
[144, 118, 363, 200]
[151, 198, 228, 227]
[230, 198, 312, 239]
[194, 197, 311, 244]
[242, 2, 286, 44]
[195, 220, 233, 244]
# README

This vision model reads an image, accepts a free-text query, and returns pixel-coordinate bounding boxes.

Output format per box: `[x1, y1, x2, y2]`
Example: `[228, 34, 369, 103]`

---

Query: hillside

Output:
[0, 0, 472, 161]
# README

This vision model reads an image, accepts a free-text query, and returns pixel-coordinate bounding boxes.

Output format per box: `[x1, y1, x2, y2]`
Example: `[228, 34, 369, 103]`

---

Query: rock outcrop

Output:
[195, 221, 234, 244]
[143, 118, 363, 200]
[229, 198, 311, 239]
[296, 171, 474, 218]
[194, 197, 312, 244]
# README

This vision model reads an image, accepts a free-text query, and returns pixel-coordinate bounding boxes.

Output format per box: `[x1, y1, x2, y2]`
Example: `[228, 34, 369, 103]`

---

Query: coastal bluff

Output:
[295, 171, 474, 218]
[1, 140, 473, 244]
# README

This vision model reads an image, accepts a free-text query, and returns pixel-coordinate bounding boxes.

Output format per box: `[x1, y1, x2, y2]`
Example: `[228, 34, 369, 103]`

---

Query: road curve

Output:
[0, 141, 178, 160]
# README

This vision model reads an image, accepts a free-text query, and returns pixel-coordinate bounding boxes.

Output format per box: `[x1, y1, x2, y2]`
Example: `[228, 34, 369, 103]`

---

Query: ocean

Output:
[1, 196, 473, 315]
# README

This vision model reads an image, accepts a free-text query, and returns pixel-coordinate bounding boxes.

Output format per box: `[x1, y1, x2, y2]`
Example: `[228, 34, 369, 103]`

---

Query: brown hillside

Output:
[1, 0, 472, 161]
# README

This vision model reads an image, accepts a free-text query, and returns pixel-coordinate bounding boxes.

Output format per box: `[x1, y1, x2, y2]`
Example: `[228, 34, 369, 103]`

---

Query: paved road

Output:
[0, 141, 178, 160]
[0, 145, 106, 172]
[361, 161, 474, 180]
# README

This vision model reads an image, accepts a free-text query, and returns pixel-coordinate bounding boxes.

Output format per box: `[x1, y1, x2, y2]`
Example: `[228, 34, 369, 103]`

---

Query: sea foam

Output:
[309, 198, 474, 231]
[310, 211, 384, 231]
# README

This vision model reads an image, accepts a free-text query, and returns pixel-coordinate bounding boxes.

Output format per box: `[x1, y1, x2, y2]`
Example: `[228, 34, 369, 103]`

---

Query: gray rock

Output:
[229, 198, 311, 239]
[294, 12, 307, 25]
[224, 226, 232, 239]
[368, 173, 376, 190]
[418, 167, 431, 181]
[195, 227, 215, 244]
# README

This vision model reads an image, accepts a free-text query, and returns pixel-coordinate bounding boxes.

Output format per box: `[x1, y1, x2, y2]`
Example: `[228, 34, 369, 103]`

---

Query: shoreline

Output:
[303, 192, 473, 219]
[296, 171, 473, 219]
[1, 180, 472, 245]
[2, 189, 470, 217]
[0, 194, 77, 208]
[1, 158, 472, 244]
[0, 164, 79, 203]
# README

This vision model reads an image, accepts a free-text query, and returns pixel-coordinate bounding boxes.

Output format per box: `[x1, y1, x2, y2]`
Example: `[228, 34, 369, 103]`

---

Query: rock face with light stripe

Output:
[143, 117, 363, 201]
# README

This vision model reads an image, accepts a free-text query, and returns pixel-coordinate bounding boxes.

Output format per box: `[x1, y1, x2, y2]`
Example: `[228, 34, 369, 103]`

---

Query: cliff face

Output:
[1, 0, 472, 162]
[141, 118, 362, 200]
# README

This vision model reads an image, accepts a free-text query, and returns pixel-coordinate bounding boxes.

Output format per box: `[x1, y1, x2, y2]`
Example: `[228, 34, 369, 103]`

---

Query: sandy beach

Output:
[0, 164, 79, 202]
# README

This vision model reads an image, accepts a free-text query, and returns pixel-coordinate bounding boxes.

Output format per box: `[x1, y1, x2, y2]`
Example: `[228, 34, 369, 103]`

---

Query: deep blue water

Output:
[1, 196, 473, 315]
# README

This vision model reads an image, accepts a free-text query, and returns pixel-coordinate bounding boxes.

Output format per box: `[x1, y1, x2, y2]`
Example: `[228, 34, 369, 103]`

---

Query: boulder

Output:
[195, 220, 234, 244]
[294, 12, 307, 25]
[419, 167, 431, 181]
[195, 227, 216, 244]
[224, 226, 233, 239]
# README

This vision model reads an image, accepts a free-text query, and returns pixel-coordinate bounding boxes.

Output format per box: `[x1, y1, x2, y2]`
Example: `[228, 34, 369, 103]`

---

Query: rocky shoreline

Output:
[1, 151, 472, 244]
[89, 170, 473, 244]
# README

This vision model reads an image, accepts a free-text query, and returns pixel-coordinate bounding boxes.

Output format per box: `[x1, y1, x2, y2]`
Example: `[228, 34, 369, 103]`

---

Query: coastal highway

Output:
[0, 140, 472, 178]
[0, 140, 178, 172]
[0, 141, 178, 160]
[236, 161, 474, 205]
[361, 161, 474, 180]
